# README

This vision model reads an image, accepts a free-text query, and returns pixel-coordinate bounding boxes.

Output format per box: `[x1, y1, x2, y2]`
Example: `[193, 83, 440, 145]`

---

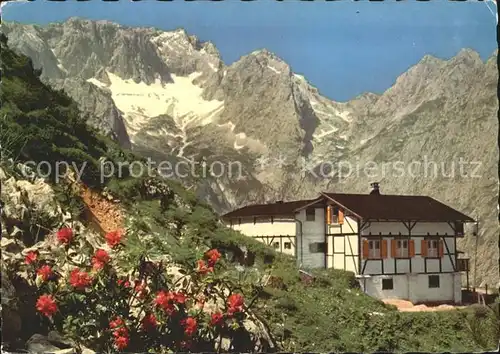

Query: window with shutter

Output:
[381, 240, 388, 259]
[330, 207, 340, 223]
[438, 240, 444, 257]
[421, 239, 427, 257]
[395, 239, 409, 258]
[408, 240, 415, 257]
[368, 240, 381, 259]
[362, 240, 369, 259]
[426, 239, 439, 258]
[338, 210, 344, 224]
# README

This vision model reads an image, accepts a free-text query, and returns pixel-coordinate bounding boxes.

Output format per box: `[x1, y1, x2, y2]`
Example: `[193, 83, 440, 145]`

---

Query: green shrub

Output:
[11, 226, 264, 353]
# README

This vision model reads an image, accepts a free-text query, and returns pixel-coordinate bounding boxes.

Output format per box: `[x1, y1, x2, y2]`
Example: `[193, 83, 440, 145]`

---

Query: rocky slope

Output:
[0, 160, 276, 353]
[2, 18, 498, 285]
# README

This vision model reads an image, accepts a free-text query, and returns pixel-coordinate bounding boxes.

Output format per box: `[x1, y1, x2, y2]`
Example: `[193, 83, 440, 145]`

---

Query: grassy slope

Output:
[257, 259, 488, 352]
[1, 34, 498, 352]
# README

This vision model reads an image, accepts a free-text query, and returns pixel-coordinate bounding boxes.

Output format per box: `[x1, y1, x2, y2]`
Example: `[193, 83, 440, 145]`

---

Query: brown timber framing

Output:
[326, 236, 358, 269]
[324, 206, 327, 268]
[324, 202, 361, 272]
[360, 235, 384, 275]
[361, 219, 457, 276]
[401, 221, 417, 274]
[359, 219, 461, 276]
[344, 216, 359, 274]
[454, 237, 458, 273]
[441, 235, 457, 271]
[225, 197, 469, 275]
[358, 220, 370, 275]
[423, 234, 443, 273]
[445, 221, 461, 272]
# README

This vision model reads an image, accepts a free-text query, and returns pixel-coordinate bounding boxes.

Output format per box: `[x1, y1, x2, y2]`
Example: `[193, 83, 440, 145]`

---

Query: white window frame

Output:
[368, 240, 381, 259]
[284, 242, 292, 250]
[396, 239, 409, 258]
[427, 239, 439, 258]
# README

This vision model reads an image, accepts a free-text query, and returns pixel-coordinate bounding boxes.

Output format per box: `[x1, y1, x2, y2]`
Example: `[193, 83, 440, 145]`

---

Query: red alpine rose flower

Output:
[197, 259, 213, 274]
[105, 230, 122, 248]
[109, 317, 124, 329]
[69, 268, 92, 290]
[141, 313, 158, 331]
[227, 293, 244, 315]
[205, 248, 221, 267]
[154, 290, 183, 315]
[56, 227, 73, 244]
[91, 249, 110, 270]
[36, 294, 58, 318]
[154, 291, 174, 314]
[110, 317, 129, 338]
[182, 317, 197, 336]
[37, 265, 54, 282]
[108, 316, 131, 349]
[25, 251, 38, 264]
[210, 312, 224, 326]
[114, 335, 129, 350]
[174, 292, 186, 304]
[154, 290, 169, 308]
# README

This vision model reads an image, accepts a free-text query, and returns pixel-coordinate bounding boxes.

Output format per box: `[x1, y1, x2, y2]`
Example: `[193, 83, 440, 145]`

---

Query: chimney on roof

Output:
[370, 182, 380, 195]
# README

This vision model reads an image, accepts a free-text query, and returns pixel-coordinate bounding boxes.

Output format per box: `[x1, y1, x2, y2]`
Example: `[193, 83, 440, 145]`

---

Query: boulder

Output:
[1, 265, 22, 344]
[25, 332, 76, 353]
[1, 173, 67, 246]
[26, 334, 63, 353]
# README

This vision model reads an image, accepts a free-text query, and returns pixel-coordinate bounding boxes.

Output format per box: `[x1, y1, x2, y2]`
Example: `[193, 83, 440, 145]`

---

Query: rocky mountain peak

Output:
[234, 48, 291, 77]
[201, 41, 221, 58]
[451, 48, 483, 67]
[250, 48, 276, 58]
[419, 54, 445, 65]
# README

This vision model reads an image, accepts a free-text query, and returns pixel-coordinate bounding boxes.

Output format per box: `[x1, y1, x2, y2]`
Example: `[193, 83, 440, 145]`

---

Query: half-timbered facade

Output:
[222, 200, 318, 257]
[221, 183, 474, 304]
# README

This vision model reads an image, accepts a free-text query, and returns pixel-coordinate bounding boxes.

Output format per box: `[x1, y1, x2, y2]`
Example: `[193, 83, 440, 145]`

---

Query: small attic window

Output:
[454, 222, 464, 236]
[306, 207, 316, 221]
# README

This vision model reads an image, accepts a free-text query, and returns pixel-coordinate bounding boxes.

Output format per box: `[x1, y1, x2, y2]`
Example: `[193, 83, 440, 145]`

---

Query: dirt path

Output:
[79, 185, 124, 234]
[382, 299, 465, 312]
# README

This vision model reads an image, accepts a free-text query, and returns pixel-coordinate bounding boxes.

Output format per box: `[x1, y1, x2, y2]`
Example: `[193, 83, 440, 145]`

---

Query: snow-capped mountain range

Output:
[3, 18, 498, 285]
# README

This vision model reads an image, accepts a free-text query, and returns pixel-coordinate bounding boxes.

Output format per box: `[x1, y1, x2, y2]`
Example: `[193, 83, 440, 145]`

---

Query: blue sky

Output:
[3, 0, 497, 102]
